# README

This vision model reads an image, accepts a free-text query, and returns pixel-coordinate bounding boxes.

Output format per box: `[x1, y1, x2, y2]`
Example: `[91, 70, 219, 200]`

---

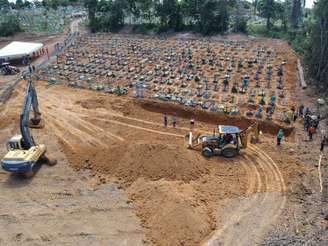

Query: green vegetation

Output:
[0, 0, 83, 35]
[306, 0, 328, 92]
[0, 14, 22, 36]
[85, 0, 232, 34]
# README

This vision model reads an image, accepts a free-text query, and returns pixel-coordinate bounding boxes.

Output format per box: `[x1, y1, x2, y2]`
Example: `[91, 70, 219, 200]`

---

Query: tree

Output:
[181, 0, 201, 26]
[106, 0, 126, 31]
[258, 0, 276, 30]
[306, 0, 328, 91]
[136, 0, 155, 24]
[281, 0, 292, 31]
[155, 0, 182, 30]
[291, 0, 302, 28]
[0, 14, 22, 36]
[232, 0, 250, 33]
[0, 0, 9, 10]
[15, 0, 24, 8]
[181, 0, 229, 34]
[198, 0, 229, 34]
[84, 0, 98, 22]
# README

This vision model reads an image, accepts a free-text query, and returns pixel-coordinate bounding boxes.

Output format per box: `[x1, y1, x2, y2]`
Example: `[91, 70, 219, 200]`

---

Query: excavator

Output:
[187, 123, 260, 158]
[1, 79, 56, 177]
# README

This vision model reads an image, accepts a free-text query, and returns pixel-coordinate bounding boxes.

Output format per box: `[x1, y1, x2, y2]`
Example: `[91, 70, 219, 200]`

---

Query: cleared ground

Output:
[0, 35, 326, 246]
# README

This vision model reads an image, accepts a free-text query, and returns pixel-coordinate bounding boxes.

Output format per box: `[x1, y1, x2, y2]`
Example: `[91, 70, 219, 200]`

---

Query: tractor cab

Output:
[201, 125, 241, 158]
[6, 135, 25, 151]
[188, 124, 259, 159]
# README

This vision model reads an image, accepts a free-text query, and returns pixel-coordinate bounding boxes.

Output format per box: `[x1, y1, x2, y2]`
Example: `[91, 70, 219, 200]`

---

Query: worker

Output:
[308, 125, 315, 141]
[163, 113, 168, 127]
[277, 129, 283, 146]
[190, 118, 195, 130]
[46, 47, 49, 60]
[304, 115, 310, 131]
[321, 135, 327, 152]
[293, 110, 298, 122]
[224, 133, 233, 144]
[172, 113, 177, 128]
[299, 104, 304, 117]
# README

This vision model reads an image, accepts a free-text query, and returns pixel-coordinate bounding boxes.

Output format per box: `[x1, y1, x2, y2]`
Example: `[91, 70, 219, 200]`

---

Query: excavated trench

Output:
[138, 99, 294, 136]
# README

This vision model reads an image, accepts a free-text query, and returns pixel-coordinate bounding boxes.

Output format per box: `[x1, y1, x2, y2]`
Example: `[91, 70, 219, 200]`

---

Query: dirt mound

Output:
[76, 98, 106, 109]
[64, 141, 210, 185]
[128, 179, 215, 246]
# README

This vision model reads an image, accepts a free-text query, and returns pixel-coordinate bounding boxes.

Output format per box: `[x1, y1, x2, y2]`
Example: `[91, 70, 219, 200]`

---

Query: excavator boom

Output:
[1, 80, 47, 175]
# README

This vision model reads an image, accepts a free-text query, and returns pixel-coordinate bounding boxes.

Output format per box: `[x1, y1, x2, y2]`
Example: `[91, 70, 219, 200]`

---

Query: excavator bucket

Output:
[29, 118, 45, 129]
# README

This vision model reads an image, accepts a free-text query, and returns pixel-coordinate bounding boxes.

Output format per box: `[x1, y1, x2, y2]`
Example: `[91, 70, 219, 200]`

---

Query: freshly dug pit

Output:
[137, 99, 294, 136]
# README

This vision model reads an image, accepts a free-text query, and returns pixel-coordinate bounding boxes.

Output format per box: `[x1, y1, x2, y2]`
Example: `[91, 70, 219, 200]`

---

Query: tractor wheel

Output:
[202, 147, 214, 158]
[222, 147, 238, 158]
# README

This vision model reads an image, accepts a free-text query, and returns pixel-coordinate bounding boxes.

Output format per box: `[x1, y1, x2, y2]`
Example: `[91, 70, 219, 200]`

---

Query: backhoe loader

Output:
[1, 80, 56, 177]
[187, 123, 260, 158]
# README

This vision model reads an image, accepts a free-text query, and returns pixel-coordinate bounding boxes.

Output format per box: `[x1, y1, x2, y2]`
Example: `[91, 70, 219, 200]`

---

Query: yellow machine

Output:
[1, 80, 55, 177]
[187, 123, 260, 158]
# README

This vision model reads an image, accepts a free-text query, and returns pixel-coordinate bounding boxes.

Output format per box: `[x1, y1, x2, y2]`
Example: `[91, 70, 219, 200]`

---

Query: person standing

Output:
[293, 110, 298, 122]
[308, 125, 315, 141]
[320, 130, 327, 151]
[46, 47, 49, 60]
[321, 136, 326, 151]
[299, 104, 304, 117]
[277, 129, 283, 146]
[163, 113, 168, 127]
[190, 117, 195, 130]
[304, 115, 310, 131]
[172, 113, 177, 128]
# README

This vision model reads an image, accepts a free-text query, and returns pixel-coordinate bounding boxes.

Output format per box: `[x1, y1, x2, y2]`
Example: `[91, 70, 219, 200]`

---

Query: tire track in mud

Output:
[203, 147, 286, 246]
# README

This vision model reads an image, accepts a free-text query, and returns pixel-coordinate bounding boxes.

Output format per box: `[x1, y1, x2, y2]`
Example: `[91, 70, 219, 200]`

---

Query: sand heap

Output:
[64, 141, 210, 185]
[128, 179, 215, 246]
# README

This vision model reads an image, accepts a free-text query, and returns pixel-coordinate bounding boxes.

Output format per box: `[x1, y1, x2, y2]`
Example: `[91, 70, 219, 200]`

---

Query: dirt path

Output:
[203, 146, 286, 246]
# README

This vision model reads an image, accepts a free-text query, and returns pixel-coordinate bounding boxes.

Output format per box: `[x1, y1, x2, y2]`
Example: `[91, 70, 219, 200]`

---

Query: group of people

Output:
[28, 65, 36, 74]
[277, 104, 327, 152]
[299, 104, 321, 141]
[163, 113, 196, 130]
[163, 113, 177, 128]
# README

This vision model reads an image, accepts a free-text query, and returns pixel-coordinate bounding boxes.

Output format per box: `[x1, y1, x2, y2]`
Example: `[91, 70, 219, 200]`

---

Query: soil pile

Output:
[128, 179, 215, 246]
[76, 98, 106, 109]
[62, 141, 210, 185]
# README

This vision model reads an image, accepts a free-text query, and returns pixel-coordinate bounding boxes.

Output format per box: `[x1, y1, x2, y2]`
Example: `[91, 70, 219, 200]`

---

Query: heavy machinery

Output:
[0, 62, 20, 75]
[1, 80, 55, 177]
[187, 123, 260, 158]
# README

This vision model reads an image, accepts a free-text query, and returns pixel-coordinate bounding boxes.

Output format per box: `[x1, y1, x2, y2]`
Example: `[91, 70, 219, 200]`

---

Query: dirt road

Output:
[203, 145, 287, 246]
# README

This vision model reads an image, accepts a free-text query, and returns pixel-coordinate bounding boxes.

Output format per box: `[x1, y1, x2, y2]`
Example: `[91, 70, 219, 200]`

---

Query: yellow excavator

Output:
[1, 80, 56, 177]
[187, 123, 260, 158]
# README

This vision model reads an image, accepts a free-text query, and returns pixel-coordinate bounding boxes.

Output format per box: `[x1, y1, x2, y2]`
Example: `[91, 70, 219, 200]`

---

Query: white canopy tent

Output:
[0, 41, 43, 61]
